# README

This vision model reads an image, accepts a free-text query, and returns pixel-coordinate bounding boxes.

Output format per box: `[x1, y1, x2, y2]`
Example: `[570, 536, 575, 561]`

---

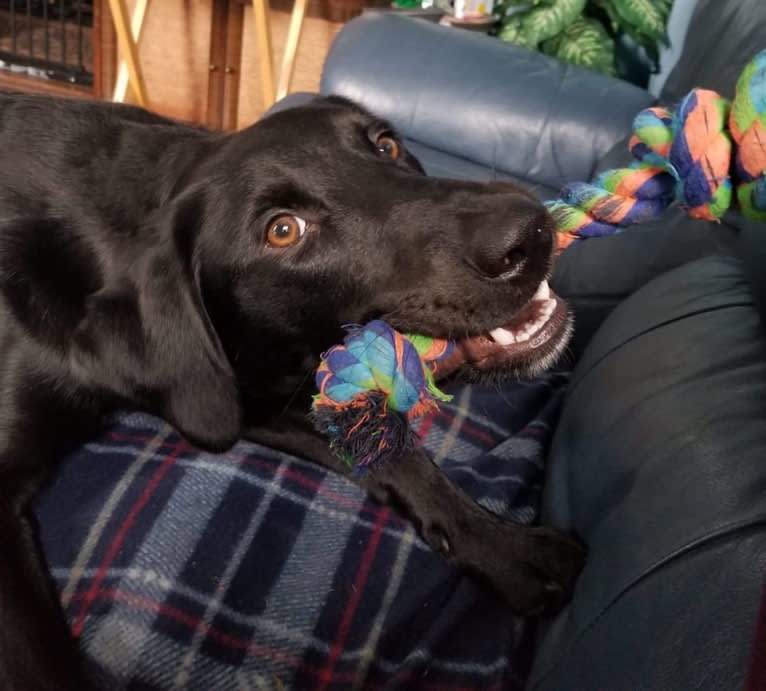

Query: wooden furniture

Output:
[101, 0, 347, 128]
[107, 0, 149, 106]
[107, 0, 309, 112]
[0, 0, 370, 128]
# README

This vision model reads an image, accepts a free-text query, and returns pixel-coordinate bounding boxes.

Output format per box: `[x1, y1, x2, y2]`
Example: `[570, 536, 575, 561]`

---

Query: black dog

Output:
[0, 91, 585, 690]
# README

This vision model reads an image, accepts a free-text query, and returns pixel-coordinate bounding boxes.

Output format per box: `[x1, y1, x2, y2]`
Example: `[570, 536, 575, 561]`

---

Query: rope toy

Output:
[311, 321, 455, 473]
[730, 52, 766, 223]
[547, 49, 766, 250]
[313, 50, 766, 473]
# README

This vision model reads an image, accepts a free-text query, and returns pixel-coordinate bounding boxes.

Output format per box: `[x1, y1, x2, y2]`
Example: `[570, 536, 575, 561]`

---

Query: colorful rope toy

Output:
[547, 49, 766, 250]
[311, 321, 455, 473]
[313, 50, 766, 473]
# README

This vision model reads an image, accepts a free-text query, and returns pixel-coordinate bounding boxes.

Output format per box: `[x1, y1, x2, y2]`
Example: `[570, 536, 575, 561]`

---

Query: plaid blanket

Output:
[35, 373, 570, 690]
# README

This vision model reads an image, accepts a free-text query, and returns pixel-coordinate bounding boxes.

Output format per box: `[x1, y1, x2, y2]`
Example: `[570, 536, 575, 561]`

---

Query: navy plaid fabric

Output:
[35, 372, 569, 690]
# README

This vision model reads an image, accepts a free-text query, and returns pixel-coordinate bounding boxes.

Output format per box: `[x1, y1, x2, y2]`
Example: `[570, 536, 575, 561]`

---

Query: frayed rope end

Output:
[311, 392, 419, 475]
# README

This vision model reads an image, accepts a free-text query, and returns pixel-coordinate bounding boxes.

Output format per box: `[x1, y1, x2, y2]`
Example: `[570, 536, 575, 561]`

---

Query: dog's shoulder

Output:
[0, 89, 194, 133]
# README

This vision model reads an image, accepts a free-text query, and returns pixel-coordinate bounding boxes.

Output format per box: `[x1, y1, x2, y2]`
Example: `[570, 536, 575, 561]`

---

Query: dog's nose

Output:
[466, 196, 554, 280]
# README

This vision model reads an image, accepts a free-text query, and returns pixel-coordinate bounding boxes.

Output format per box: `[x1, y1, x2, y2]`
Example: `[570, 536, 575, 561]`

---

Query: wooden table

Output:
[106, 0, 307, 111]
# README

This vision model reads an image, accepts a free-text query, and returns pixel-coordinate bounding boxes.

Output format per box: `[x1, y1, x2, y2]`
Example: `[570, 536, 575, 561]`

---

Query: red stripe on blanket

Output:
[417, 410, 435, 441]
[71, 440, 183, 636]
[317, 507, 391, 691]
[747, 579, 766, 691]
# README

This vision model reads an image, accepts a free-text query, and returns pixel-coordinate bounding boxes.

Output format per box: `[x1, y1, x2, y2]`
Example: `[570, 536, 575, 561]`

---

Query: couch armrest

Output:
[534, 253, 766, 690]
[263, 91, 317, 115]
[320, 12, 655, 189]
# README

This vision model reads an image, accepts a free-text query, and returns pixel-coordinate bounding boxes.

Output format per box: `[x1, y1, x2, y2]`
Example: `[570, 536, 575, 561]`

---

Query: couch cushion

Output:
[320, 12, 653, 191]
[739, 218, 766, 329]
[550, 213, 739, 358]
[404, 139, 560, 198]
[264, 95, 559, 198]
[659, 0, 766, 105]
[530, 254, 766, 689]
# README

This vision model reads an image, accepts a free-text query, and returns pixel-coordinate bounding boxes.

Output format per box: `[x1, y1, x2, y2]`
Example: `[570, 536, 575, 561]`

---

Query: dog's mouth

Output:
[430, 280, 570, 380]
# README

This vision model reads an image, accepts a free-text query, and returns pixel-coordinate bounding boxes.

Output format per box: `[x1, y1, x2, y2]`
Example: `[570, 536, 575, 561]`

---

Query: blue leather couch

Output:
[270, 1, 766, 688]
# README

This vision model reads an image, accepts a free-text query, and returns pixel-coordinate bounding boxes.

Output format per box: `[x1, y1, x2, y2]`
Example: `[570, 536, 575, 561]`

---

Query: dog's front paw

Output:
[498, 526, 586, 616]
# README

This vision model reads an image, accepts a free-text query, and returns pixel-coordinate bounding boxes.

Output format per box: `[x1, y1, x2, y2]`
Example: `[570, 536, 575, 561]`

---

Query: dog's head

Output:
[187, 98, 570, 393]
[72, 97, 570, 450]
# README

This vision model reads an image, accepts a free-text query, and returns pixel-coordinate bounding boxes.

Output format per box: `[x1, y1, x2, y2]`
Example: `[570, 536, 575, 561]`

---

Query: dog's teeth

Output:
[515, 328, 532, 343]
[490, 327, 516, 345]
[491, 294, 555, 348]
[533, 280, 550, 301]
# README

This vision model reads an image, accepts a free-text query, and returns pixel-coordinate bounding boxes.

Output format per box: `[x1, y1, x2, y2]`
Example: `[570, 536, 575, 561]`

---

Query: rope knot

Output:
[730, 51, 766, 222]
[312, 321, 454, 473]
[670, 89, 732, 220]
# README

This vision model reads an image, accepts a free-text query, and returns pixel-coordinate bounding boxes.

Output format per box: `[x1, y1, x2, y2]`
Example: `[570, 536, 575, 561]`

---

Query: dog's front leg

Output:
[369, 447, 585, 615]
[244, 412, 585, 615]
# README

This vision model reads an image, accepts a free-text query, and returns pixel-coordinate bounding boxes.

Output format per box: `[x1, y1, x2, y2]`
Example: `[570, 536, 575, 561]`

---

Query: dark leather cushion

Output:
[551, 214, 740, 359]
[403, 139, 560, 198]
[531, 254, 766, 689]
[738, 218, 766, 330]
[660, 0, 766, 104]
[320, 12, 654, 191]
[264, 94, 560, 197]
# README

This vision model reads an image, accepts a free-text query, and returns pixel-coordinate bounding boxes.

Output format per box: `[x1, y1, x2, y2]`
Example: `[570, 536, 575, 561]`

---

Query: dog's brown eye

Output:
[266, 215, 307, 249]
[376, 135, 401, 160]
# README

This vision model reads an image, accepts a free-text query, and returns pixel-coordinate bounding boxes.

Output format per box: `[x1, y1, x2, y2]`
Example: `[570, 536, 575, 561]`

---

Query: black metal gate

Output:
[0, 1, 93, 86]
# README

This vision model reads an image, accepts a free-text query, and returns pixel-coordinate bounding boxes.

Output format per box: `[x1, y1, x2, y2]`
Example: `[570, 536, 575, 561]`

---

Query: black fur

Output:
[0, 91, 585, 690]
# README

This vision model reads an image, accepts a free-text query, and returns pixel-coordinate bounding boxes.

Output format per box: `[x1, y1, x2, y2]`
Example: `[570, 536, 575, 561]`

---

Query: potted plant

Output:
[494, 0, 673, 84]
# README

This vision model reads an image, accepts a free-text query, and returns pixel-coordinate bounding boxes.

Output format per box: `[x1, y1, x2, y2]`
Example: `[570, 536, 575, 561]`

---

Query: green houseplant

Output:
[494, 0, 673, 79]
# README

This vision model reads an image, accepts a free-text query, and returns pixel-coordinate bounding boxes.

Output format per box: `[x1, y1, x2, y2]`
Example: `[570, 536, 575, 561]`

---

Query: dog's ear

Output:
[71, 193, 241, 451]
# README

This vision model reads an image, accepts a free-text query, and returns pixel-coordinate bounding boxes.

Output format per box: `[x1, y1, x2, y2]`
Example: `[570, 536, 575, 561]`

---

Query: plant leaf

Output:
[588, 0, 621, 32]
[499, 14, 540, 48]
[610, 0, 670, 42]
[554, 16, 616, 75]
[520, 0, 587, 44]
[541, 30, 564, 55]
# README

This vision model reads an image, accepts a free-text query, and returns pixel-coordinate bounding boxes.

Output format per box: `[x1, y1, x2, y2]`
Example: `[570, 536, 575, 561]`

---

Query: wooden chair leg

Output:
[252, 0, 276, 109]
[112, 0, 149, 103]
[106, 0, 148, 107]
[275, 0, 307, 101]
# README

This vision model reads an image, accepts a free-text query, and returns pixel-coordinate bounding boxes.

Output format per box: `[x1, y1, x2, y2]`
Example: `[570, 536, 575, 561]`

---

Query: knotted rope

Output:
[548, 49, 766, 250]
[311, 321, 454, 473]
